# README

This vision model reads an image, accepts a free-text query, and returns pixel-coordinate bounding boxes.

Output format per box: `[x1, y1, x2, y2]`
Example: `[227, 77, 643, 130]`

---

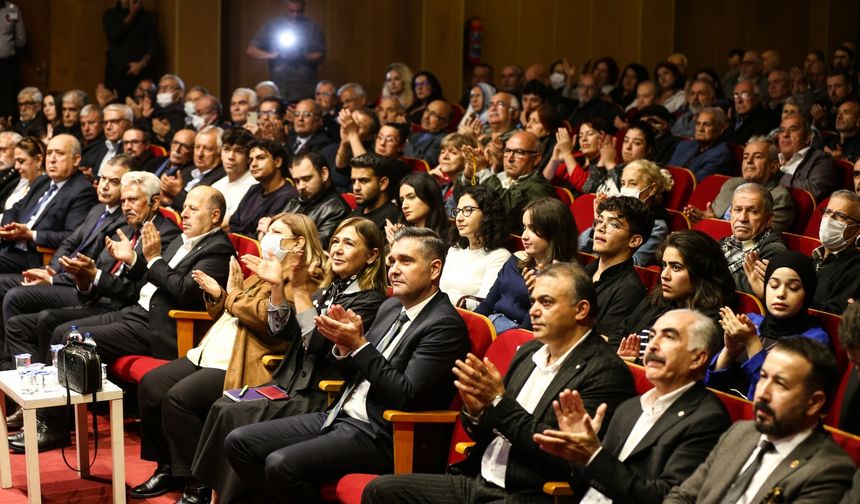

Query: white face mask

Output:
[156, 92, 175, 108]
[819, 216, 853, 250]
[619, 186, 641, 199]
[191, 115, 205, 131]
[549, 72, 566, 90]
[259, 233, 290, 262]
[184, 101, 196, 117]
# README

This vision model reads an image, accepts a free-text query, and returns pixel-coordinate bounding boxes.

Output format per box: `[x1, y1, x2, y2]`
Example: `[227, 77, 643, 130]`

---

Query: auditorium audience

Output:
[122, 127, 161, 172]
[285, 98, 333, 164]
[228, 87, 257, 128]
[380, 62, 414, 109]
[568, 73, 619, 129]
[667, 338, 855, 503]
[724, 79, 779, 144]
[479, 91, 519, 146]
[283, 151, 351, 247]
[403, 99, 452, 166]
[1, 135, 40, 218]
[524, 102, 563, 172]
[86, 103, 132, 177]
[825, 99, 860, 162]
[166, 125, 225, 211]
[838, 302, 860, 437]
[130, 213, 327, 501]
[671, 79, 717, 137]
[347, 152, 400, 232]
[41, 91, 62, 140]
[777, 112, 839, 201]
[458, 82, 495, 131]
[535, 309, 730, 503]
[709, 251, 829, 399]
[430, 132, 478, 214]
[609, 62, 649, 109]
[407, 71, 444, 126]
[638, 104, 681, 165]
[13, 87, 46, 138]
[476, 197, 577, 333]
[654, 61, 686, 113]
[684, 136, 796, 232]
[364, 262, 635, 503]
[212, 128, 256, 224]
[385, 172, 450, 246]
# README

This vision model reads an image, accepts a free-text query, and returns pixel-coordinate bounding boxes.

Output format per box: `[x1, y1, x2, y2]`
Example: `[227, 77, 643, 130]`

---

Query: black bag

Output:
[57, 341, 102, 395]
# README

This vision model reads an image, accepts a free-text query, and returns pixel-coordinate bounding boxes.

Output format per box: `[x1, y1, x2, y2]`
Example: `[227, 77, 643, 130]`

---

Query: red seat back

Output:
[341, 193, 358, 210]
[712, 389, 755, 422]
[506, 234, 524, 254]
[735, 290, 764, 316]
[665, 166, 697, 211]
[728, 143, 744, 174]
[782, 232, 822, 256]
[553, 185, 575, 214]
[228, 233, 261, 279]
[634, 265, 660, 290]
[159, 206, 182, 227]
[625, 362, 655, 395]
[666, 208, 691, 231]
[808, 308, 847, 376]
[788, 187, 816, 235]
[401, 156, 430, 173]
[803, 197, 830, 238]
[150, 145, 168, 158]
[836, 159, 855, 190]
[828, 367, 853, 428]
[827, 426, 860, 465]
[571, 193, 596, 234]
[687, 174, 730, 210]
[456, 308, 496, 359]
[692, 218, 731, 242]
[577, 251, 597, 266]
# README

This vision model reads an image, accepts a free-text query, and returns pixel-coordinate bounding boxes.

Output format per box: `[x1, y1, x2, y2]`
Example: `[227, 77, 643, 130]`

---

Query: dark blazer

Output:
[403, 130, 446, 167]
[0, 169, 20, 211]
[48, 204, 125, 270]
[839, 468, 860, 504]
[571, 382, 730, 503]
[171, 165, 226, 211]
[330, 290, 469, 454]
[664, 421, 856, 504]
[281, 186, 351, 247]
[724, 105, 779, 145]
[1, 172, 98, 249]
[80, 139, 122, 176]
[92, 228, 233, 359]
[779, 147, 840, 201]
[451, 332, 636, 494]
[285, 131, 335, 167]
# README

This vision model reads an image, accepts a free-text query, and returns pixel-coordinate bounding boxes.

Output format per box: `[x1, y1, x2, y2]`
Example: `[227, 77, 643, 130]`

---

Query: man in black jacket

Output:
[534, 309, 731, 503]
[364, 262, 635, 502]
[227, 227, 469, 503]
[284, 151, 350, 247]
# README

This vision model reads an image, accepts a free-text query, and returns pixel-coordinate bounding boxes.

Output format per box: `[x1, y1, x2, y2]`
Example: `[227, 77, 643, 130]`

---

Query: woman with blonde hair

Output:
[381, 62, 414, 109]
[131, 212, 327, 501]
[189, 217, 389, 503]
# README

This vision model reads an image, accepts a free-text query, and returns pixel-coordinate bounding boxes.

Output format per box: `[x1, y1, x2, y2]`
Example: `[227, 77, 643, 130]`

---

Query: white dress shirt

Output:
[137, 228, 217, 311]
[97, 139, 120, 176]
[480, 336, 584, 488]
[339, 292, 437, 425]
[778, 146, 810, 176]
[738, 426, 815, 504]
[25, 178, 68, 245]
[580, 381, 697, 503]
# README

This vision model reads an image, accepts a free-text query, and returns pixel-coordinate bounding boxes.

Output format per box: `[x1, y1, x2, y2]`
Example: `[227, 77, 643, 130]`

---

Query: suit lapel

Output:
[604, 400, 643, 456]
[749, 429, 824, 503]
[385, 291, 442, 357]
[529, 332, 601, 420]
[625, 382, 707, 459]
[32, 176, 77, 227]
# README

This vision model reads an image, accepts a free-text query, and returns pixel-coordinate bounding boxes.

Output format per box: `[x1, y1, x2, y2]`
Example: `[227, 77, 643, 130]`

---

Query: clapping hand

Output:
[140, 221, 162, 261]
[315, 303, 366, 355]
[21, 266, 56, 286]
[533, 389, 606, 465]
[742, 250, 768, 299]
[105, 228, 136, 265]
[617, 333, 641, 362]
[191, 268, 222, 298]
[226, 255, 244, 292]
[452, 353, 505, 416]
[241, 252, 284, 286]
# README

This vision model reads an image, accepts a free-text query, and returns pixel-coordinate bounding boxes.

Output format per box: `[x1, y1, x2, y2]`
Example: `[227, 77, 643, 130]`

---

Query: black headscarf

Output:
[760, 251, 819, 339]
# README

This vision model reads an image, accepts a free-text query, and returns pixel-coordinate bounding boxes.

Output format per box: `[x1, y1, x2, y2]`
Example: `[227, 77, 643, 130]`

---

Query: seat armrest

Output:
[168, 310, 212, 357]
[261, 354, 284, 368]
[383, 410, 460, 473]
[454, 441, 475, 455]
[318, 380, 344, 405]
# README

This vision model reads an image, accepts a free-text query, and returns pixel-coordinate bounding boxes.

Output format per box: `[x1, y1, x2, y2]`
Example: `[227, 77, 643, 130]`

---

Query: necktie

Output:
[20, 183, 58, 224]
[720, 440, 776, 504]
[74, 209, 112, 254]
[320, 310, 410, 432]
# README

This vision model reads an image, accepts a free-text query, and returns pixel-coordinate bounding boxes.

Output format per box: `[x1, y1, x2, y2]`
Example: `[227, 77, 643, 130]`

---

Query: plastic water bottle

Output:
[66, 325, 82, 344]
[82, 331, 97, 347]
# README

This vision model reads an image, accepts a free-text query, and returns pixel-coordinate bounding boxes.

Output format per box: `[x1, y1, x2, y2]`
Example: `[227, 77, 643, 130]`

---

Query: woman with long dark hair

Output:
[476, 198, 578, 334]
[385, 172, 451, 245]
[407, 71, 445, 126]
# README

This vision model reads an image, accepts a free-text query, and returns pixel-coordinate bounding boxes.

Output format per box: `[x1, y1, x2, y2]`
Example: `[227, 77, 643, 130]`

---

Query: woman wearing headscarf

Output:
[708, 250, 830, 399]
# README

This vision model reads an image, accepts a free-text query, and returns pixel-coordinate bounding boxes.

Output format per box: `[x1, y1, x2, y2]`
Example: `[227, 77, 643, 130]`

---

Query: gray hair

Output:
[121, 170, 161, 199]
[198, 125, 224, 149]
[338, 82, 366, 98]
[80, 104, 102, 119]
[18, 87, 42, 103]
[668, 308, 721, 357]
[62, 89, 88, 107]
[733, 182, 774, 215]
[783, 112, 812, 136]
[699, 106, 727, 131]
[736, 77, 761, 96]
[232, 87, 258, 108]
[0, 131, 23, 144]
[105, 153, 135, 171]
[104, 103, 133, 123]
[746, 136, 779, 165]
[255, 80, 280, 96]
[784, 95, 811, 119]
[160, 73, 186, 93]
[315, 80, 336, 92]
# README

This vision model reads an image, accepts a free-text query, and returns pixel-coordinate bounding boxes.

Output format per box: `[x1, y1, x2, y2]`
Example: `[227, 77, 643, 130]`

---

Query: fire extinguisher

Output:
[465, 17, 482, 65]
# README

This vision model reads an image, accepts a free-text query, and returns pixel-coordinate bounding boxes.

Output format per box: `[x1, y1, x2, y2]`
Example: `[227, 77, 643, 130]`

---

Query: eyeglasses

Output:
[17, 101, 37, 107]
[259, 110, 278, 117]
[414, 81, 431, 88]
[316, 91, 335, 97]
[291, 111, 318, 119]
[376, 134, 399, 144]
[592, 217, 629, 233]
[423, 109, 444, 120]
[503, 148, 537, 159]
[488, 101, 510, 109]
[821, 208, 860, 225]
[452, 206, 480, 218]
[733, 91, 752, 100]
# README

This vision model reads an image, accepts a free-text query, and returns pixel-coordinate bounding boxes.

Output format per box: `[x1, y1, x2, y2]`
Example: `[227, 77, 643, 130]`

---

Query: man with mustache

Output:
[531, 309, 731, 503]
[664, 337, 855, 503]
[671, 79, 717, 138]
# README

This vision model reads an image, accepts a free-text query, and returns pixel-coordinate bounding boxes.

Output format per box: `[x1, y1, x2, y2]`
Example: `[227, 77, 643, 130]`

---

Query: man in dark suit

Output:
[48, 185, 232, 363]
[163, 126, 226, 211]
[81, 103, 132, 179]
[663, 337, 855, 503]
[152, 128, 196, 177]
[0, 154, 131, 345]
[778, 113, 839, 201]
[285, 99, 334, 167]
[837, 302, 860, 436]
[532, 309, 731, 503]
[0, 133, 98, 273]
[4, 169, 182, 366]
[841, 469, 860, 504]
[723, 79, 779, 145]
[363, 262, 636, 503]
[226, 227, 470, 503]
[403, 100, 451, 167]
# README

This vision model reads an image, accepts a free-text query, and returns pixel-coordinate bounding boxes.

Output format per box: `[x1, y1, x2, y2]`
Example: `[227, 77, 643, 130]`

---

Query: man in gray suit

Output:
[363, 262, 636, 502]
[532, 309, 732, 503]
[663, 337, 855, 504]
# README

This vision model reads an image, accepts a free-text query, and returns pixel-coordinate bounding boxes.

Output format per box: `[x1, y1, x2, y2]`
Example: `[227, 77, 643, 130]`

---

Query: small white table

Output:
[0, 369, 126, 504]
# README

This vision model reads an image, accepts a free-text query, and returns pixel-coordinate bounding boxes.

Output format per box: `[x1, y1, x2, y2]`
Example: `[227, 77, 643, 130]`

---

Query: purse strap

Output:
[59, 349, 99, 473]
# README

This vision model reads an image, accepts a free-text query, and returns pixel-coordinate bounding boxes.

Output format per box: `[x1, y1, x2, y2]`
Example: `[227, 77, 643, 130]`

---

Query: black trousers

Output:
[6, 304, 113, 363]
[226, 412, 391, 504]
[0, 248, 40, 276]
[50, 304, 151, 363]
[1, 283, 82, 357]
[137, 357, 226, 476]
[362, 473, 550, 504]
